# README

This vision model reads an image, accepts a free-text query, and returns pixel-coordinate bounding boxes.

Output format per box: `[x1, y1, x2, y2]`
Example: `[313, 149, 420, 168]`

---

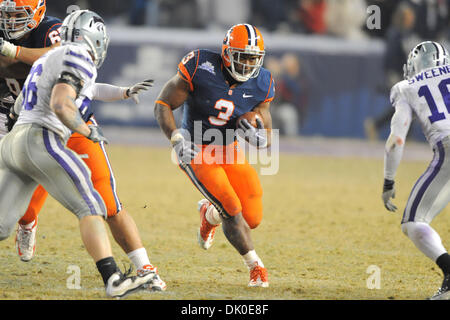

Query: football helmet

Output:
[403, 41, 449, 80]
[60, 10, 109, 68]
[222, 24, 265, 82]
[0, 0, 46, 40]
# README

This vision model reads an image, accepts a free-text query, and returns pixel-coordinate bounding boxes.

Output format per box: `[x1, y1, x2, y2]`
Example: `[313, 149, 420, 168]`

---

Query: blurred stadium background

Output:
[47, 0, 449, 142]
[3, 0, 448, 301]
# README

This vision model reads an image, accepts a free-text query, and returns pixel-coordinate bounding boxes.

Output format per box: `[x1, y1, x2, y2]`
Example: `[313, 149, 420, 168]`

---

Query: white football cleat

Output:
[197, 199, 219, 250]
[137, 264, 167, 291]
[15, 221, 37, 262]
[105, 269, 154, 299]
[248, 262, 269, 288]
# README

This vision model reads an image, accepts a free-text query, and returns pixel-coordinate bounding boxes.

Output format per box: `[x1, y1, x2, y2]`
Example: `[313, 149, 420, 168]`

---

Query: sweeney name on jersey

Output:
[407, 65, 450, 84]
[391, 64, 450, 147]
[178, 49, 274, 145]
[16, 43, 97, 142]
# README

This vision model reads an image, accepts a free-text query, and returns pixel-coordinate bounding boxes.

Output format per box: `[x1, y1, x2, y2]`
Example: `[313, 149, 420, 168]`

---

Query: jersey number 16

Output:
[418, 78, 450, 124]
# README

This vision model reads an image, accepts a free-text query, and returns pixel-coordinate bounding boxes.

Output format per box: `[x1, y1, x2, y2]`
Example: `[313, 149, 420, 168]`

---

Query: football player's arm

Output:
[0, 36, 61, 65]
[92, 80, 153, 103]
[154, 73, 190, 140]
[382, 99, 412, 212]
[15, 43, 61, 65]
[50, 82, 91, 137]
[253, 101, 273, 147]
[384, 102, 412, 180]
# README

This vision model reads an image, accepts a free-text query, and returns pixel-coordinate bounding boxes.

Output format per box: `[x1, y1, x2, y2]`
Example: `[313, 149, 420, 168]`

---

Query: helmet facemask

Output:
[224, 46, 265, 82]
[0, 0, 45, 40]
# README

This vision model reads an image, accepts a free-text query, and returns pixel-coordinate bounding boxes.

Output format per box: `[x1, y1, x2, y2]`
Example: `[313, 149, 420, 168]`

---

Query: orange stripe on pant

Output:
[19, 121, 121, 225]
[181, 141, 263, 229]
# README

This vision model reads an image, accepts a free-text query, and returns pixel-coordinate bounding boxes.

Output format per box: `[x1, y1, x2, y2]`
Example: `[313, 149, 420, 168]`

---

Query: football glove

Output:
[171, 132, 200, 165]
[0, 38, 19, 59]
[382, 179, 397, 212]
[126, 79, 154, 104]
[87, 124, 109, 144]
[238, 117, 267, 148]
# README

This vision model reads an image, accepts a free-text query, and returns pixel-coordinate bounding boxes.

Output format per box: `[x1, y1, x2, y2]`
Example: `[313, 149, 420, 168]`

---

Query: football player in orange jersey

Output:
[0, 2, 166, 291]
[154, 24, 274, 287]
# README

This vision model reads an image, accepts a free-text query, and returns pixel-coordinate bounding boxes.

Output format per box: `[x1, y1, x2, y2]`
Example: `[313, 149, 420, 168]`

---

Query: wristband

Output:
[383, 179, 395, 191]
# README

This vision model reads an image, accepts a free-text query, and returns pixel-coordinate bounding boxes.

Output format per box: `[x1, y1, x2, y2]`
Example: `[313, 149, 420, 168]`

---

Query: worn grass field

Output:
[0, 142, 448, 300]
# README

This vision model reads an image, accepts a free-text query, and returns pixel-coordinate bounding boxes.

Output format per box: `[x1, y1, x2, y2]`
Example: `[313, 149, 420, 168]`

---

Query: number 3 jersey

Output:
[391, 64, 450, 147]
[177, 49, 275, 145]
[16, 43, 97, 142]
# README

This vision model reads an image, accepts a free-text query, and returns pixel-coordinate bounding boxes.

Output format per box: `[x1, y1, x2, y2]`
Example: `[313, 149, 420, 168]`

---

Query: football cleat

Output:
[197, 199, 219, 250]
[429, 274, 450, 300]
[105, 268, 154, 299]
[15, 221, 37, 262]
[137, 264, 167, 291]
[248, 262, 269, 288]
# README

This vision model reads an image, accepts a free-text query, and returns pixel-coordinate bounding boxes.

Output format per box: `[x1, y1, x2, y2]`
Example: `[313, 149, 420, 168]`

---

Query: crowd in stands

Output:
[46, 0, 449, 137]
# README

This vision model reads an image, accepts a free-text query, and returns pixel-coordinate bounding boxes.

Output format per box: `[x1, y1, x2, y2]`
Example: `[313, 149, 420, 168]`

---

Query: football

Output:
[236, 111, 260, 128]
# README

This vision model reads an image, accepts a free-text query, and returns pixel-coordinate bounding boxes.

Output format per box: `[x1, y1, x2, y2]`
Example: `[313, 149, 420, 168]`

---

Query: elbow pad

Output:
[56, 71, 83, 95]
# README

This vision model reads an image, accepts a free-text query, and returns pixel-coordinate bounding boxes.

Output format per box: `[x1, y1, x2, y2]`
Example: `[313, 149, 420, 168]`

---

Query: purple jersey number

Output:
[23, 64, 43, 110]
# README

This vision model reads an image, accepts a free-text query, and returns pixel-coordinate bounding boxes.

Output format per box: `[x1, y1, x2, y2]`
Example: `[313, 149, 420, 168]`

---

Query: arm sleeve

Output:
[383, 84, 413, 180]
[264, 74, 275, 103]
[177, 50, 200, 91]
[92, 83, 127, 102]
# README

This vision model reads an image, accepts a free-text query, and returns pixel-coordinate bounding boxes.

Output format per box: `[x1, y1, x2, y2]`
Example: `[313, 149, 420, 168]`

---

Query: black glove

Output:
[382, 179, 397, 212]
[87, 124, 108, 144]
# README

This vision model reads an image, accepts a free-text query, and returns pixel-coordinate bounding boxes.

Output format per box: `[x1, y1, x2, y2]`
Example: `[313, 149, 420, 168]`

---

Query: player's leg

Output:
[15, 184, 48, 261]
[26, 126, 154, 298]
[67, 129, 165, 291]
[401, 139, 450, 299]
[222, 143, 268, 287]
[182, 159, 267, 286]
[0, 172, 39, 241]
[181, 160, 242, 248]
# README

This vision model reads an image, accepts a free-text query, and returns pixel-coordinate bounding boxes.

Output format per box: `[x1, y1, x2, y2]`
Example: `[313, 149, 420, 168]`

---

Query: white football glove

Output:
[171, 131, 200, 165]
[126, 79, 154, 104]
[238, 117, 267, 148]
[0, 38, 19, 58]
[87, 124, 109, 144]
[382, 179, 397, 212]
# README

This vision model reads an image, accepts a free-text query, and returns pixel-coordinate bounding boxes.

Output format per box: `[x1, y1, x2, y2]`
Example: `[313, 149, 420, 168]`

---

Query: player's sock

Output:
[96, 256, 120, 285]
[242, 250, 264, 269]
[20, 220, 36, 229]
[205, 204, 222, 226]
[402, 222, 447, 261]
[437, 253, 450, 275]
[127, 247, 151, 270]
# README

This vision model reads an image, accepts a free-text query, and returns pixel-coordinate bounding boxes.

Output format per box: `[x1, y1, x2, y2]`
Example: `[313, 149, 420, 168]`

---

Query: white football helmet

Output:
[403, 41, 449, 80]
[60, 9, 109, 68]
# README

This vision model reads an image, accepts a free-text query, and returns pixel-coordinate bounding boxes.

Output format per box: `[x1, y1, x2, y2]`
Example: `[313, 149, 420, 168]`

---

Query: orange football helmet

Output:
[0, 0, 46, 39]
[222, 23, 265, 82]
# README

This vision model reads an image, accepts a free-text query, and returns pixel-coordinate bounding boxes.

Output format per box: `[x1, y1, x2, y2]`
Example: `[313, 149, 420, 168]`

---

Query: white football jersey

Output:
[391, 64, 450, 147]
[16, 43, 97, 142]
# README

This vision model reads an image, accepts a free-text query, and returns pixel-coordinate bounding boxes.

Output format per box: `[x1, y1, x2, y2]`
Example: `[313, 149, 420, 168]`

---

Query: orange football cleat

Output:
[248, 263, 269, 288]
[197, 199, 219, 250]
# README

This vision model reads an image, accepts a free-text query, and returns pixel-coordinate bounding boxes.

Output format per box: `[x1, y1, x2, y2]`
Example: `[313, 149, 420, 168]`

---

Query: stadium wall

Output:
[94, 26, 394, 139]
